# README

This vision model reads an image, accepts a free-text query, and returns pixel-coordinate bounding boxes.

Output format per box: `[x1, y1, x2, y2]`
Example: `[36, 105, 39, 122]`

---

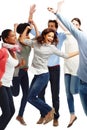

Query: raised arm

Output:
[28, 4, 40, 37]
[14, 23, 19, 35]
[18, 26, 30, 44]
[56, 0, 68, 32]
[47, 3, 81, 40]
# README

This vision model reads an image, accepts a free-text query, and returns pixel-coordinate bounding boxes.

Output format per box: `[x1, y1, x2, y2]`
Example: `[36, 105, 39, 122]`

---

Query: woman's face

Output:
[72, 20, 80, 30]
[44, 32, 54, 44]
[5, 31, 17, 45]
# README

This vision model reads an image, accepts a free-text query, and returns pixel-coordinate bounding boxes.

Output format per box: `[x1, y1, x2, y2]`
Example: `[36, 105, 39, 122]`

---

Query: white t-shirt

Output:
[64, 33, 79, 75]
[1, 51, 18, 87]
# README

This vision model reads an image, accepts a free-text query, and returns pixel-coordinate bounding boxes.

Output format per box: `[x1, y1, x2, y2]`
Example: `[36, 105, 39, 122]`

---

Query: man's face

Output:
[48, 22, 57, 31]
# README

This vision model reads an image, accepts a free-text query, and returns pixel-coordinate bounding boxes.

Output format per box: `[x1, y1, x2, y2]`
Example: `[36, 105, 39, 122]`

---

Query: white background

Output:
[0, 0, 87, 130]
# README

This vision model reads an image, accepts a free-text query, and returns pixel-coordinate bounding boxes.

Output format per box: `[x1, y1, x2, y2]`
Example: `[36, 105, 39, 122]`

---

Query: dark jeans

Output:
[38, 65, 60, 119]
[0, 86, 15, 130]
[11, 69, 29, 117]
[28, 73, 52, 117]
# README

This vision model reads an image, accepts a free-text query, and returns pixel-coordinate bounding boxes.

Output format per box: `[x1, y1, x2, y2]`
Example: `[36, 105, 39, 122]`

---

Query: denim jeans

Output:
[0, 86, 15, 130]
[64, 74, 80, 114]
[38, 65, 60, 119]
[79, 80, 87, 115]
[27, 72, 52, 117]
[11, 69, 29, 117]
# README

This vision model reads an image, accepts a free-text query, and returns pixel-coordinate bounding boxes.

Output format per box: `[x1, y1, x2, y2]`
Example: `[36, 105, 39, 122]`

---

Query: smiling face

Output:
[44, 32, 54, 44]
[48, 20, 58, 31]
[2, 29, 17, 45]
[5, 31, 17, 45]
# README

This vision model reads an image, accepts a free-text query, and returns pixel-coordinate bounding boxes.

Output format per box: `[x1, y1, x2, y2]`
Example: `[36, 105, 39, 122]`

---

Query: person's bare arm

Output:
[56, 0, 68, 32]
[28, 4, 40, 37]
[68, 51, 79, 58]
[14, 23, 19, 34]
[28, 4, 36, 23]
[19, 26, 30, 43]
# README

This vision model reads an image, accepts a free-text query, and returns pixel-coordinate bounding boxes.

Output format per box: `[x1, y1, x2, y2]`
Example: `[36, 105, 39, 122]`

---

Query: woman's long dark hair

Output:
[36, 28, 58, 46]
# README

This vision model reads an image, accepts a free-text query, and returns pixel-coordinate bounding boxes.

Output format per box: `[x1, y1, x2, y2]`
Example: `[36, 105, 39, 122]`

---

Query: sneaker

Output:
[16, 116, 27, 125]
[53, 119, 58, 126]
[43, 108, 55, 124]
[37, 117, 45, 124]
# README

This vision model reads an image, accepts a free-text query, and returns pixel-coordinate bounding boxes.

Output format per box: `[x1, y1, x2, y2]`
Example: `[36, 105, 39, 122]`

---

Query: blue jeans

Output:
[64, 74, 80, 114]
[0, 86, 15, 130]
[11, 69, 29, 117]
[27, 73, 52, 117]
[38, 65, 60, 119]
[79, 80, 87, 115]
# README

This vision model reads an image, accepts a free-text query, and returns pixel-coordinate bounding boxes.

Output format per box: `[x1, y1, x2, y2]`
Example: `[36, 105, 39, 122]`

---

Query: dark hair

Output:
[48, 20, 58, 29]
[17, 23, 31, 34]
[71, 18, 81, 25]
[71, 17, 82, 31]
[36, 28, 58, 45]
[0, 29, 12, 42]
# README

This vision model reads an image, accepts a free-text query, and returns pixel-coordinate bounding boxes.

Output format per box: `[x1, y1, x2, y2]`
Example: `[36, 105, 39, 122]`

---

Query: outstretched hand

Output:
[28, 4, 36, 23]
[47, 7, 56, 14]
[47, 0, 64, 14]
[29, 4, 36, 16]
[57, 0, 64, 13]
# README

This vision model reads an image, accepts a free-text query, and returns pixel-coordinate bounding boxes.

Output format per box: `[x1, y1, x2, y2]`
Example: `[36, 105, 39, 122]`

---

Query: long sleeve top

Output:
[31, 29, 66, 66]
[55, 13, 87, 83]
[64, 32, 79, 75]
[24, 39, 69, 75]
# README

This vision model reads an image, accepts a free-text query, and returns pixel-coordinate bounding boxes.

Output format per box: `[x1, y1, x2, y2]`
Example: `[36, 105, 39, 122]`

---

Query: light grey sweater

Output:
[24, 39, 69, 75]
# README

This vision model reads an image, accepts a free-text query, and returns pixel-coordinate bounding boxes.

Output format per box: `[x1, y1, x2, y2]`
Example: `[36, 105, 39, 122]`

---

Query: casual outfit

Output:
[64, 32, 80, 114]
[0, 46, 18, 130]
[38, 32, 66, 125]
[55, 13, 87, 115]
[24, 39, 69, 123]
[11, 42, 31, 125]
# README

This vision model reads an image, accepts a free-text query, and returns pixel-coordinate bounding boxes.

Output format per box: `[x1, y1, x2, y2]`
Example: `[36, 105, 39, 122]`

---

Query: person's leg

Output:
[38, 85, 46, 103]
[37, 85, 47, 124]
[0, 86, 15, 130]
[49, 66, 60, 126]
[11, 76, 20, 96]
[16, 69, 29, 125]
[79, 80, 87, 115]
[5, 87, 15, 122]
[28, 73, 51, 115]
[18, 70, 29, 116]
[28, 73, 54, 124]
[70, 75, 80, 94]
[65, 74, 74, 114]
[64, 74, 77, 127]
